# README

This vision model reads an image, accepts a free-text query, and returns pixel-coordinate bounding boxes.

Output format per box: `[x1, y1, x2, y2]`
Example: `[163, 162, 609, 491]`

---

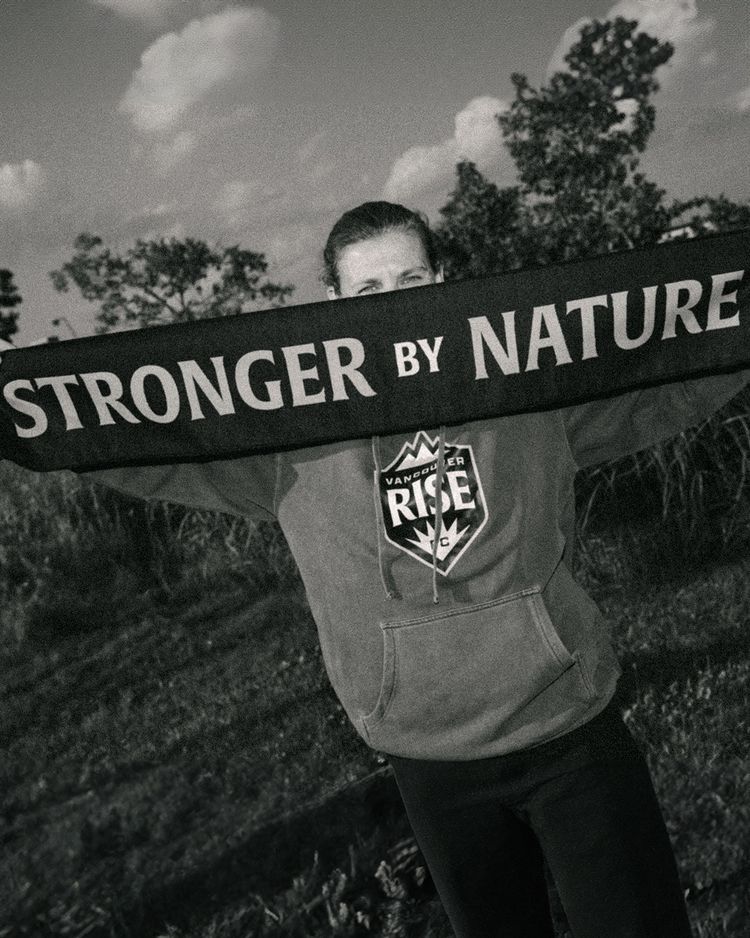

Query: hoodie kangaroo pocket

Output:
[360, 590, 591, 759]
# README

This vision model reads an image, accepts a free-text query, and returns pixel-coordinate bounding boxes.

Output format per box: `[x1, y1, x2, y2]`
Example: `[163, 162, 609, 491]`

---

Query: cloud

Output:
[296, 130, 328, 165]
[267, 221, 320, 270]
[122, 200, 179, 230]
[90, 0, 185, 20]
[382, 96, 509, 203]
[215, 178, 276, 227]
[215, 174, 341, 233]
[294, 131, 336, 184]
[217, 180, 260, 213]
[119, 6, 280, 132]
[210, 103, 257, 128]
[152, 130, 198, 171]
[129, 200, 178, 220]
[733, 85, 750, 113]
[0, 160, 45, 210]
[547, 0, 716, 79]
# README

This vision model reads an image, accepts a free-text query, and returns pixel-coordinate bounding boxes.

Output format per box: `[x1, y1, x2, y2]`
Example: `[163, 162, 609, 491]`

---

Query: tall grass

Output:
[576, 387, 750, 583]
[0, 462, 298, 649]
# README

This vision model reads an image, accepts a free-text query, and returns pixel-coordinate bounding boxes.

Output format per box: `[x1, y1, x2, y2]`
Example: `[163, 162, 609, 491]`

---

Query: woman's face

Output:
[327, 228, 443, 299]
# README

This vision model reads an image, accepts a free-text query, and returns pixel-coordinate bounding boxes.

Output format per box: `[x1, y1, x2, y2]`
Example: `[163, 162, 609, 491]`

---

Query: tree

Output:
[434, 162, 528, 281]
[436, 16, 749, 276]
[50, 234, 294, 332]
[0, 269, 22, 342]
[669, 194, 750, 238]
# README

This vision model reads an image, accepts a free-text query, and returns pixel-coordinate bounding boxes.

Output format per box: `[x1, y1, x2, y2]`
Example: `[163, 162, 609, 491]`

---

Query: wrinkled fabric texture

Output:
[87, 371, 750, 760]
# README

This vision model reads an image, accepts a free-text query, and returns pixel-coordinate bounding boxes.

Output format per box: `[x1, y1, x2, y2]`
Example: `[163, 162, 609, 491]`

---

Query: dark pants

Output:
[389, 701, 693, 938]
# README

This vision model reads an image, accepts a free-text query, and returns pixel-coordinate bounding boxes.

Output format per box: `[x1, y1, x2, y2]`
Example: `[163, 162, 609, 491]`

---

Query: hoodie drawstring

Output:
[371, 436, 395, 600]
[431, 426, 447, 604]
[372, 428, 448, 604]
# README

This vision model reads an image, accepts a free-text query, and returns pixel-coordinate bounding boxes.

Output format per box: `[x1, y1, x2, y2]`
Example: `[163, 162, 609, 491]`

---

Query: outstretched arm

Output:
[562, 370, 750, 469]
[0, 338, 280, 519]
[85, 454, 280, 520]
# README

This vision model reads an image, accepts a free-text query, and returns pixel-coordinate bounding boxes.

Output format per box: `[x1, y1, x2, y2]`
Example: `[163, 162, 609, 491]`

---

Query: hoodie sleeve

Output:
[83, 452, 280, 520]
[562, 369, 750, 469]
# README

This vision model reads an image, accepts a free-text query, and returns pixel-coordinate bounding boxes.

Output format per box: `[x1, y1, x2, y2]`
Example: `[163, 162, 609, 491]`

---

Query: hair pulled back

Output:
[322, 201, 439, 294]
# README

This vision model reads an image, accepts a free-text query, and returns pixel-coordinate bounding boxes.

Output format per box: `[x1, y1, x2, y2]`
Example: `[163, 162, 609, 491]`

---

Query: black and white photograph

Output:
[1, 1, 749, 936]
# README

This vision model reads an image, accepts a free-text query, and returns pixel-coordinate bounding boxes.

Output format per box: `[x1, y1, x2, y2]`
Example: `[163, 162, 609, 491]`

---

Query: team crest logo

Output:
[378, 431, 488, 575]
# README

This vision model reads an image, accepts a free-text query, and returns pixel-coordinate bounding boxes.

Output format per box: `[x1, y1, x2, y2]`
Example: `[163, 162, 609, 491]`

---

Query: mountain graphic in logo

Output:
[378, 431, 488, 575]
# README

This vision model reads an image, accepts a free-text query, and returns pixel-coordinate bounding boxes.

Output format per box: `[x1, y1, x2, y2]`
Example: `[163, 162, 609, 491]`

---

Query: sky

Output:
[1, 0, 748, 343]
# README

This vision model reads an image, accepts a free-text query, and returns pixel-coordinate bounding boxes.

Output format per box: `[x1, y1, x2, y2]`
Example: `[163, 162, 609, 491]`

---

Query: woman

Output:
[82, 201, 747, 936]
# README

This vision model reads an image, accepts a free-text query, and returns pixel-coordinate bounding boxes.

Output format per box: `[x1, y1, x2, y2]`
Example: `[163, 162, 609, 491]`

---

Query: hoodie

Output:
[87, 371, 750, 760]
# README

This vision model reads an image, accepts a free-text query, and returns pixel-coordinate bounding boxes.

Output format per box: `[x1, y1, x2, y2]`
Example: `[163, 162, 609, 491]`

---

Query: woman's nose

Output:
[378, 276, 400, 293]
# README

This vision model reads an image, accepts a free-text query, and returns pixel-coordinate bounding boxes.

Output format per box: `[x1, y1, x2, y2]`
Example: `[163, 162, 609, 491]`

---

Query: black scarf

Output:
[1, 230, 748, 472]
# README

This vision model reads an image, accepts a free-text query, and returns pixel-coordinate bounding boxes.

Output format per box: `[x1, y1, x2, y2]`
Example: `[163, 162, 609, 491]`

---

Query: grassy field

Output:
[1, 397, 750, 937]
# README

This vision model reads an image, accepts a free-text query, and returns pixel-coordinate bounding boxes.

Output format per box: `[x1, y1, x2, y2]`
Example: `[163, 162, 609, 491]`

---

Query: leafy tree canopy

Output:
[50, 234, 294, 332]
[435, 17, 749, 276]
[670, 195, 750, 237]
[0, 268, 22, 342]
[434, 163, 527, 281]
